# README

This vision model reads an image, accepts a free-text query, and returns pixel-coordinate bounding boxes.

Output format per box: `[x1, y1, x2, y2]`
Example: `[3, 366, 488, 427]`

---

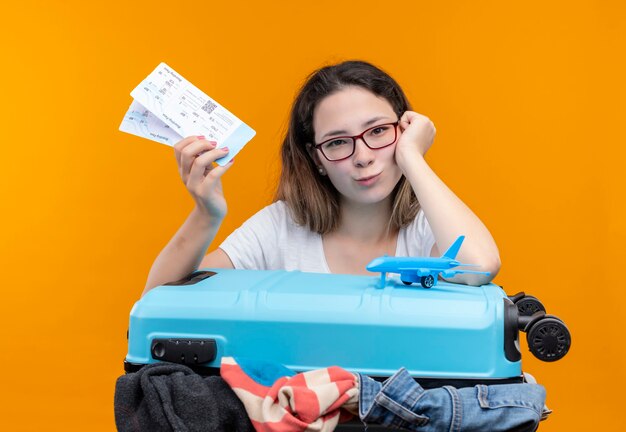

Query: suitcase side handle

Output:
[163, 270, 217, 286]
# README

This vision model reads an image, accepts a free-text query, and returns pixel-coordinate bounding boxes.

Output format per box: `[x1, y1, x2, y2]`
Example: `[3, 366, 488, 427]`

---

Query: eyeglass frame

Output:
[312, 121, 400, 162]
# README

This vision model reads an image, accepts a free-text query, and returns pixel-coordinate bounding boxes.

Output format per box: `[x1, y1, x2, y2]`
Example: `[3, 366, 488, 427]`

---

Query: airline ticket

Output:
[119, 62, 256, 165]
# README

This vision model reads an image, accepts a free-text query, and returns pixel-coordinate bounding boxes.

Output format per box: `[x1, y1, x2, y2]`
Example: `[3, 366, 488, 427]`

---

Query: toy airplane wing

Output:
[441, 269, 491, 279]
[416, 268, 436, 277]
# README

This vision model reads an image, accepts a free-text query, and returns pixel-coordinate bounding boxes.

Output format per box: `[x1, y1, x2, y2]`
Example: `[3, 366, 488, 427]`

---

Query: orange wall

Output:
[1, 0, 624, 430]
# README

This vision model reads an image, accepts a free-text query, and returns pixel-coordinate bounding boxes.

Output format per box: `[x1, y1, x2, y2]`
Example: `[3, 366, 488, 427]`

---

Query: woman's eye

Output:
[370, 126, 390, 135]
[325, 139, 348, 148]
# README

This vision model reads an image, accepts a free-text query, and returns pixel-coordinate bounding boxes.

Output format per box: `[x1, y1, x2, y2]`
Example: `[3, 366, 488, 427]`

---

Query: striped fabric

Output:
[221, 357, 359, 432]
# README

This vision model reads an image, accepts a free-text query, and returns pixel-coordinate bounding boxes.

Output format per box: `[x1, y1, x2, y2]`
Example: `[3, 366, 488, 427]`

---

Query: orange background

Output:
[1, 0, 624, 430]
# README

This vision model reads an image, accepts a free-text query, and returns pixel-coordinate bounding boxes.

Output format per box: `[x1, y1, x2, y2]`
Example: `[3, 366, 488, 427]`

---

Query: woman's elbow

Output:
[461, 254, 501, 286]
[482, 254, 501, 283]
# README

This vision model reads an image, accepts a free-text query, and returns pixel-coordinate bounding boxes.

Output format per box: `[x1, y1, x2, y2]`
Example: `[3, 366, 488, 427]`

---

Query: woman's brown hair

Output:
[274, 60, 420, 234]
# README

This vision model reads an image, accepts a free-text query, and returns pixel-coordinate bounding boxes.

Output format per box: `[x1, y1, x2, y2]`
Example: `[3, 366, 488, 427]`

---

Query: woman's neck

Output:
[321, 196, 399, 275]
[333, 196, 396, 244]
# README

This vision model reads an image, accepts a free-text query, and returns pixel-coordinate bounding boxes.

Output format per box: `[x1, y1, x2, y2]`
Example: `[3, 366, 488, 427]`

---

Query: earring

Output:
[318, 167, 326, 175]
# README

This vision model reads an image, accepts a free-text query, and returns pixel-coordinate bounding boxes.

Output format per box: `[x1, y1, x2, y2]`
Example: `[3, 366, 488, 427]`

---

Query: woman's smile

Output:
[355, 172, 381, 186]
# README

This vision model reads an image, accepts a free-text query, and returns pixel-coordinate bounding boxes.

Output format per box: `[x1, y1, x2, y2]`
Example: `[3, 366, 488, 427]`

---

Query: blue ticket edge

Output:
[215, 123, 256, 166]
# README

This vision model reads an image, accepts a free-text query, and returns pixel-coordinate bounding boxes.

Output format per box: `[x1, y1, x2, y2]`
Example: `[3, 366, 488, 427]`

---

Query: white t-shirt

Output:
[219, 200, 436, 273]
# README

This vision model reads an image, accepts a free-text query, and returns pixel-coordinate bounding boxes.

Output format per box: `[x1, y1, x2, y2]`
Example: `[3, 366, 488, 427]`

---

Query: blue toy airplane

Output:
[366, 235, 490, 288]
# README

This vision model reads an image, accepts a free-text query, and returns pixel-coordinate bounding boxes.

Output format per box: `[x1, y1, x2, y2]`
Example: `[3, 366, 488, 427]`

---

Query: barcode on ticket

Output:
[201, 100, 217, 115]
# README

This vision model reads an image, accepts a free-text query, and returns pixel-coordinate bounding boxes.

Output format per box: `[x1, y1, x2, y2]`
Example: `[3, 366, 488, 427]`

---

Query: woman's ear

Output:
[306, 143, 320, 164]
[306, 143, 326, 176]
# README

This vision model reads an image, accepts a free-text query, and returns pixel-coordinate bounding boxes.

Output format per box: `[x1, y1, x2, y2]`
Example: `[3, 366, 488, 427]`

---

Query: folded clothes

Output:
[220, 357, 359, 432]
[116, 361, 550, 432]
[114, 362, 254, 432]
[220, 358, 550, 432]
[358, 368, 549, 432]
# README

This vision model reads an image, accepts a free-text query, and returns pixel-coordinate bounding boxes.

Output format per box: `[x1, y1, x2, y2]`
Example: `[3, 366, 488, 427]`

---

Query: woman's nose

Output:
[352, 138, 375, 167]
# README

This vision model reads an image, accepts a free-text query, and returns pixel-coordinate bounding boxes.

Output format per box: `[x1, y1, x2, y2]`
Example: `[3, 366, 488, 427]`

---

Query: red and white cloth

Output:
[220, 357, 359, 432]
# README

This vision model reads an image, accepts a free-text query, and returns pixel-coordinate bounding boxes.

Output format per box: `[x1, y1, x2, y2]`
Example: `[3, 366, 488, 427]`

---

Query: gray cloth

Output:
[114, 363, 254, 432]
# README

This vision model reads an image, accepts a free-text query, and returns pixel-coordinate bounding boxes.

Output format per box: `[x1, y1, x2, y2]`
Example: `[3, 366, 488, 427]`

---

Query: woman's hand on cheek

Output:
[395, 111, 436, 170]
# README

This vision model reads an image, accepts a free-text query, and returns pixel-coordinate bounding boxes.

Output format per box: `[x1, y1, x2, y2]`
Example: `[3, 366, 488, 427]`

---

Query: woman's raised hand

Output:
[395, 111, 436, 170]
[173, 136, 234, 221]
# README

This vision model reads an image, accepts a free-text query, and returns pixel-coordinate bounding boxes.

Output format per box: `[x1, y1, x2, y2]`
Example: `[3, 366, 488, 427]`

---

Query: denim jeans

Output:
[358, 368, 548, 432]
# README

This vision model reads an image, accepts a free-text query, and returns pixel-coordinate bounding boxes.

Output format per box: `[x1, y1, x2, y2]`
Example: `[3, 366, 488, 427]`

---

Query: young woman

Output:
[142, 60, 500, 296]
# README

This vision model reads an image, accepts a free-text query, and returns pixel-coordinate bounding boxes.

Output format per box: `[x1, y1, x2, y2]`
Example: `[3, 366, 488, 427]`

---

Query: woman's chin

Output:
[344, 187, 395, 207]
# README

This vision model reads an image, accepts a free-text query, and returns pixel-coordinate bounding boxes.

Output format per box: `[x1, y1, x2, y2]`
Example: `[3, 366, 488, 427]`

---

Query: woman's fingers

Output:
[399, 111, 420, 132]
[180, 139, 217, 182]
[400, 111, 435, 134]
[401, 111, 427, 124]
[202, 157, 235, 183]
[187, 147, 231, 186]
[175, 136, 206, 179]
[174, 136, 202, 167]
[396, 111, 436, 157]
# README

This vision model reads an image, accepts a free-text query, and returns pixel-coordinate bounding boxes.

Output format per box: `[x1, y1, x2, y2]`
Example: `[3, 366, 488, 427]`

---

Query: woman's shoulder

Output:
[242, 200, 301, 231]
[251, 200, 291, 221]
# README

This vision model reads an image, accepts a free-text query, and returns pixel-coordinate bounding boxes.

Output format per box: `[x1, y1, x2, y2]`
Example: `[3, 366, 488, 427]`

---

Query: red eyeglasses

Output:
[313, 121, 400, 161]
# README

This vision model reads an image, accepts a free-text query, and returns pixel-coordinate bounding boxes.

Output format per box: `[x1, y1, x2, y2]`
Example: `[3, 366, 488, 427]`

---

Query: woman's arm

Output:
[143, 136, 235, 296]
[143, 208, 233, 297]
[396, 112, 501, 285]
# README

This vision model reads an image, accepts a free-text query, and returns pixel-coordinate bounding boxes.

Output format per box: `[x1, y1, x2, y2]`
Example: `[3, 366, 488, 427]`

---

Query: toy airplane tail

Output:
[442, 236, 465, 259]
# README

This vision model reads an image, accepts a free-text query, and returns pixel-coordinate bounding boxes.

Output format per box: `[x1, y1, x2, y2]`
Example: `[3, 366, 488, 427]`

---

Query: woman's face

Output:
[312, 86, 403, 206]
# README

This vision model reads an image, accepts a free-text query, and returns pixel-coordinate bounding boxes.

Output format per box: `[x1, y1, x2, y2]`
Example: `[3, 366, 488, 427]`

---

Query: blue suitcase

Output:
[124, 268, 570, 430]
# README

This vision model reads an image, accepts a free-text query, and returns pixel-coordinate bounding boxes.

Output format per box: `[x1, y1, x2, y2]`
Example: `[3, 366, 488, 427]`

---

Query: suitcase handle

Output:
[163, 270, 216, 286]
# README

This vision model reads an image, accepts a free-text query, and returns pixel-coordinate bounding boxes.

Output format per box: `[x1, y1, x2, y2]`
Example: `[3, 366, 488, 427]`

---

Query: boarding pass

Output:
[119, 62, 256, 165]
